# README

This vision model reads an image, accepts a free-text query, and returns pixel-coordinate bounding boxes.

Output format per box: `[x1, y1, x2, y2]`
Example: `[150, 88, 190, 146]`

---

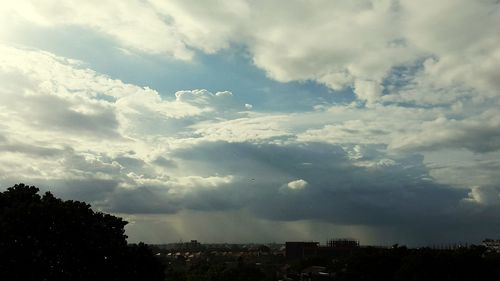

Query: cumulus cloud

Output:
[174, 89, 238, 115]
[0, 0, 194, 59]
[465, 186, 500, 206]
[287, 179, 308, 190]
[389, 111, 500, 153]
[424, 150, 500, 189]
[191, 114, 293, 143]
[0, 44, 245, 189]
[3, 0, 499, 105]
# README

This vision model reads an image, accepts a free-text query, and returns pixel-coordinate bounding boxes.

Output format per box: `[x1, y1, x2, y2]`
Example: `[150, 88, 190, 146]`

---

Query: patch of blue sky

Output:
[381, 59, 427, 97]
[12, 25, 356, 112]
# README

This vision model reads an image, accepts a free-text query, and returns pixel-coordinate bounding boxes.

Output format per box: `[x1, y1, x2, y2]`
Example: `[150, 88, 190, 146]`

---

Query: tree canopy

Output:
[0, 183, 165, 281]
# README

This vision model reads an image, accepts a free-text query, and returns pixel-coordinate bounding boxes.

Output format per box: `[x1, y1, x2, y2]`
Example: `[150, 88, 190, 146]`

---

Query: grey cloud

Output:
[0, 178, 119, 205]
[95, 139, 500, 245]
[106, 186, 179, 214]
[28, 94, 121, 138]
[0, 142, 64, 158]
[169, 141, 473, 226]
[391, 114, 500, 153]
[152, 156, 177, 168]
[436, 123, 500, 153]
[181, 185, 244, 212]
[0, 71, 121, 139]
[47, 179, 119, 203]
[60, 150, 122, 176]
[114, 156, 146, 170]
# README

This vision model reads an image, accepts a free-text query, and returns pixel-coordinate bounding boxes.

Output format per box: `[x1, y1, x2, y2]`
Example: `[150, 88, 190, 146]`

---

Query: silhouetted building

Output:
[285, 242, 319, 259]
[286, 239, 360, 259]
[176, 240, 202, 251]
[318, 238, 359, 257]
[326, 238, 359, 248]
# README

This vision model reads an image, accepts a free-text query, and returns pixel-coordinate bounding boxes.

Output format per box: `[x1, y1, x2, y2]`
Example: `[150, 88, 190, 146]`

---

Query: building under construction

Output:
[285, 238, 360, 259]
[325, 238, 360, 249]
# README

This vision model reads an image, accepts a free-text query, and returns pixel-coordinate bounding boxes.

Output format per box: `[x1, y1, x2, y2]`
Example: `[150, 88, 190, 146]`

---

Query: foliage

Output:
[0, 183, 165, 281]
[330, 245, 500, 281]
[164, 258, 269, 281]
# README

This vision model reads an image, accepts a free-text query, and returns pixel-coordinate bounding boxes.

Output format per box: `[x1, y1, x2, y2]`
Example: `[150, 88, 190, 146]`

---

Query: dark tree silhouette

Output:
[0, 183, 165, 281]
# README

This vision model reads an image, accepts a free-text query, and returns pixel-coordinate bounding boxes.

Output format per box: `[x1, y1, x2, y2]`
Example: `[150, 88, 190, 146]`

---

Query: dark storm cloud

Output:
[170, 141, 471, 226]
[22, 173, 498, 246]
[66, 138, 493, 245]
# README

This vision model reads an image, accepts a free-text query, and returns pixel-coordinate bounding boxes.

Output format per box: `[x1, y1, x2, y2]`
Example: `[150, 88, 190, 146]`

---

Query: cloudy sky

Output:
[1, 0, 500, 246]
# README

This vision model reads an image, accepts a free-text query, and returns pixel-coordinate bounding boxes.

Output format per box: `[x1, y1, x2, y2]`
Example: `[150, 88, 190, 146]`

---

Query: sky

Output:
[0, 0, 500, 246]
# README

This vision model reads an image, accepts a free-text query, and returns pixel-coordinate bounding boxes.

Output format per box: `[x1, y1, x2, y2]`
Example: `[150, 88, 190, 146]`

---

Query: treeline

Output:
[329, 245, 500, 281]
[0, 184, 164, 281]
[164, 258, 273, 281]
[281, 245, 500, 281]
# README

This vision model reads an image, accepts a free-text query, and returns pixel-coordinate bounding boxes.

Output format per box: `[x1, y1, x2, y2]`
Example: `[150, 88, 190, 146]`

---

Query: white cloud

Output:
[354, 80, 383, 106]
[0, 44, 245, 188]
[465, 186, 500, 206]
[0, 0, 193, 59]
[287, 179, 308, 190]
[3, 0, 499, 106]
[297, 105, 436, 145]
[191, 114, 293, 143]
[143, 0, 499, 106]
[424, 150, 500, 189]
[168, 175, 234, 194]
[174, 89, 236, 113]
[389, 110, 500, 153]
[148, 0, 250, 54]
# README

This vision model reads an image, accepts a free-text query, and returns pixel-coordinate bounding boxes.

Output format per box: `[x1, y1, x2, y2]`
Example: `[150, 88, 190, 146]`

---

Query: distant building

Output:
[286, 238, 360, 259]
[285, 242, 320, 259]
[326, 238, 359, 248]
[175, 240, 202, 251]
[318, 238, 359, 257]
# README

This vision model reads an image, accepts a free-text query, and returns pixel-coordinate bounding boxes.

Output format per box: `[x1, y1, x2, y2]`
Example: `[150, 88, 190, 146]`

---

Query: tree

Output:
[0, 183, 165, 281]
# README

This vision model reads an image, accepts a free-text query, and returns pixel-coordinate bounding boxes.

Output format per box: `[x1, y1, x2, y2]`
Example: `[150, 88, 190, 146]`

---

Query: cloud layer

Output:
[1, 1, 500, 245]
